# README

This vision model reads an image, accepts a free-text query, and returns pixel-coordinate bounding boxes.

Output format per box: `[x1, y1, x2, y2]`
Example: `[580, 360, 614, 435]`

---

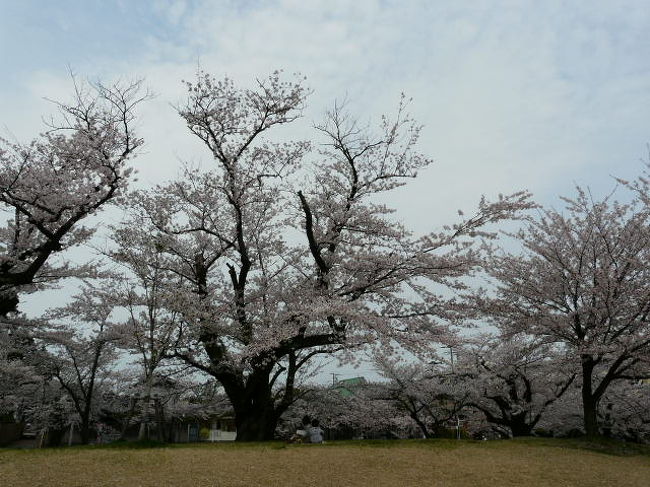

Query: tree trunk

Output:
[0, 290, 19, 317]
[233, 395, 278, 442]
[120, 397, 137, 440]
[510, 413, 534, 437]
[409, 412, 431, 439]
[155, 398, 166, 442]
[581, 356, 600, 438]
[79, 427, 91, 445]
[217, 364, 283, 442]
[79, 422, 90, 445]
[582, 397, 600, 438]
[138, 377, 154, 441]
[48, 428, 65, 447]
[80, 412, 92, 445]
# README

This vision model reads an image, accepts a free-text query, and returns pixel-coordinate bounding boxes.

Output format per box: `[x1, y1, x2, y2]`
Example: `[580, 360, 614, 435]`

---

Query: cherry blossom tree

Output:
[478, 188, 650, 437]
[0, 329, 43, 423]
[599, 379, 650, 442]
[374, 356, 472, 438]
[37, 285, 119, 444]
[281, 380, 414, 440]
[24, 386, 78, 446]
[107, 225, 187, 440]
[117, 70, 531, 441]
[534, 386, 584, 438]
[459, 335, 576, 437]
[0, 78, 146, 317]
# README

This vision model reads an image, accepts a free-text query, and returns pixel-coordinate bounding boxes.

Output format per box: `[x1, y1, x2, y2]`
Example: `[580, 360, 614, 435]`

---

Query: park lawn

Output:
[0, 438, 649, 487]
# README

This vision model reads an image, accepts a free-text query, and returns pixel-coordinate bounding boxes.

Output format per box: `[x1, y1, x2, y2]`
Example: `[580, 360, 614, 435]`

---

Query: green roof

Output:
[337, 377, 367, 387]
[332, 377, 367, 397]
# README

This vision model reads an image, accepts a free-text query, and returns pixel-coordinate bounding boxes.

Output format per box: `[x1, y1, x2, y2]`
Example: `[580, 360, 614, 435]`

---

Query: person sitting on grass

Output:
[289, 415, 312, 443]
[309, 419, 324, 444]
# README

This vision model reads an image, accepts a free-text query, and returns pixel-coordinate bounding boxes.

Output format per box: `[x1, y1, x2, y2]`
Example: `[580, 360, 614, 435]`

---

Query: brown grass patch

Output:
[0, 439, 648, 486]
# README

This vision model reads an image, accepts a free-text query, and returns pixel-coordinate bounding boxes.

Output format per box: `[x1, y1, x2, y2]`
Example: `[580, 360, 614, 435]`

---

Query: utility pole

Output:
[331, 373, 340, 386]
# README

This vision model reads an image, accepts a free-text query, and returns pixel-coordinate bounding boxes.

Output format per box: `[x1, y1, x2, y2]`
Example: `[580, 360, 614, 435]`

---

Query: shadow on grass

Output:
[506, 436, 650, 457]
[4, 436, 648, 457]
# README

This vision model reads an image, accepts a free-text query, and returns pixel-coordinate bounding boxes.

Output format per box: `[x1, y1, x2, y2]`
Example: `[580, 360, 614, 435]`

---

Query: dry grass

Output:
[1, 438, 649, 487]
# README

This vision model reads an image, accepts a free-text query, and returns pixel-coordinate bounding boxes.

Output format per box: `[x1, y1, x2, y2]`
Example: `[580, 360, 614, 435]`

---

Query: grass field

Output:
[1, 438, 649, 487]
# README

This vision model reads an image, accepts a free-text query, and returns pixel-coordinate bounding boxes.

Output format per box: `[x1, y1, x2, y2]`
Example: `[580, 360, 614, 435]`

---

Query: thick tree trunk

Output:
[233, 393, 278, 442]
[581, 356, 600, 438]
[510, 414, 534, 437]
[80, 413, 92, 445]
[235, 413, 277, 442]
[217, 362, 285, 442]
[582, 397, 600, 438]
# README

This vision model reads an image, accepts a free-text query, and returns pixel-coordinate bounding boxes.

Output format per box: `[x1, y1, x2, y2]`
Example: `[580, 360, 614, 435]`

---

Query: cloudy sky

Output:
[3, 1, 650, 219]
[2, 0, 650, 378]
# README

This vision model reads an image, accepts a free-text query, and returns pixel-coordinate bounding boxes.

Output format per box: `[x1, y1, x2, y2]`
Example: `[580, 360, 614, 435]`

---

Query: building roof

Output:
[332, 377, 367, 397]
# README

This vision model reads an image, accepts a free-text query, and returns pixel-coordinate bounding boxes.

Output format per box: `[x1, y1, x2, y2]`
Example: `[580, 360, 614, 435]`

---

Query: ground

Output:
[0, 438, 649, 486]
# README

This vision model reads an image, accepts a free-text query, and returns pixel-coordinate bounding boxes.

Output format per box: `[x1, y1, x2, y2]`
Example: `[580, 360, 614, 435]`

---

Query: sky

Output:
[2, 0, 650, 381]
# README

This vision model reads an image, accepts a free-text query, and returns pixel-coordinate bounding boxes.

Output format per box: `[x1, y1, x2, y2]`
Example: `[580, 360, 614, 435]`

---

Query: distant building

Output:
[332, 377, 367, 397]
[171, 414, 237, 443]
